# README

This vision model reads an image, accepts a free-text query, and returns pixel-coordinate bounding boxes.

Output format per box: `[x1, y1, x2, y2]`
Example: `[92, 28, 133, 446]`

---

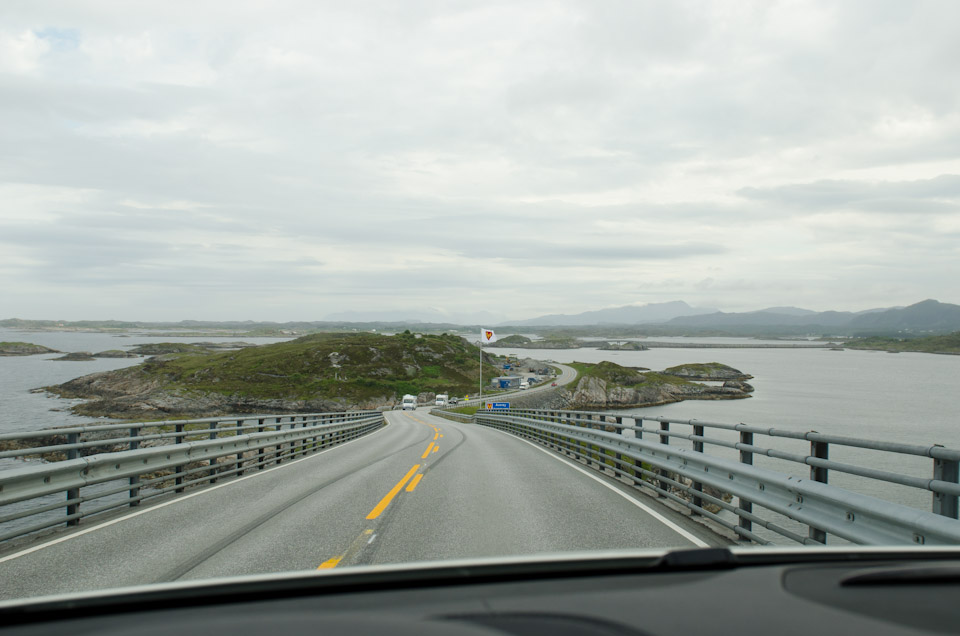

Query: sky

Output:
[1, 0, 959, 323]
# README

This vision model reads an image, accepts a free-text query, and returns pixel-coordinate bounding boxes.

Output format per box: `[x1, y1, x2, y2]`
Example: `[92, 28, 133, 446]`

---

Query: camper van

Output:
[435, 394, 448, 407]
[401, 394, 417, 410]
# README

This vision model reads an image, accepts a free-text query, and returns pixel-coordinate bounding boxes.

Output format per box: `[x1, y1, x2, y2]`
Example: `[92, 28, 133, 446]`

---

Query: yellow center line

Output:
[405, 474, 423, 492]
[366, 464, 420, 520]
[432, 446, 438, 453]
[317, 556, 341, 569]
[421, 442, 435, 459]
[433, 432, 439, 440]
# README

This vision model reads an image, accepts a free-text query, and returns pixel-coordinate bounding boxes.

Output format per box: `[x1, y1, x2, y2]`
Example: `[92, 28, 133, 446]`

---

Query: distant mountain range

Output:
[502, 299, 960, 335]
[506, 301, 718, 326]
[665, 299, 960, 334]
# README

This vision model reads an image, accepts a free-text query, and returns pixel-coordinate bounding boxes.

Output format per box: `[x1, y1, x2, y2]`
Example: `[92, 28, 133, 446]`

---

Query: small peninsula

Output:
[558, 361, 753, 410]
[44, 332, 499, 418]
[0, 342, 60, 356]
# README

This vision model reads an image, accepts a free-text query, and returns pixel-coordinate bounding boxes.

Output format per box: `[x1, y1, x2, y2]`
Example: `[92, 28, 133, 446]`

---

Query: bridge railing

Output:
[471, 408, 960, 546]
[0, 411, 384, 542]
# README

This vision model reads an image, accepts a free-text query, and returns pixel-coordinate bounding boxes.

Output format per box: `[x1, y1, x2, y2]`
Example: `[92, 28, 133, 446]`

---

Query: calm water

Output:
[0, 328, 291, 434]
[499, 343, 960, 529]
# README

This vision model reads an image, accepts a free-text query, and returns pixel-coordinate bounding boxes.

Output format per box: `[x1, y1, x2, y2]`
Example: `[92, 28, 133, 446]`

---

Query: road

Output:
[462, 361, 579, 406]
[0, 407, 722, 600]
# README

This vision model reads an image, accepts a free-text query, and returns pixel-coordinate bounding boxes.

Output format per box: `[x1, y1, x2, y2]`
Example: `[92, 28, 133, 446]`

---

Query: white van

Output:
[435, 394, 448, 406]
[401, 394, 417, 410]
[519, 381, 529, 390]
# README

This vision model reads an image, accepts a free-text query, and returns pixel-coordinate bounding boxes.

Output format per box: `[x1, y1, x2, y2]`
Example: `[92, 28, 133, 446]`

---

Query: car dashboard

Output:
[2, 548, 959, 636]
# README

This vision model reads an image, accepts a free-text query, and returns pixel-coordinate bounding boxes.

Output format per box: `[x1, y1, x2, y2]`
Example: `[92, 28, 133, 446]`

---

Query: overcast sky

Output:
[2, 1, 959, 322]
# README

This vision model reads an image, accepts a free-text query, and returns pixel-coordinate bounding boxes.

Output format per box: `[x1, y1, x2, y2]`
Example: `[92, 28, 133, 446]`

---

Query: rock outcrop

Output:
[0, 342, 59, 356]
[52, 352, 97, 361]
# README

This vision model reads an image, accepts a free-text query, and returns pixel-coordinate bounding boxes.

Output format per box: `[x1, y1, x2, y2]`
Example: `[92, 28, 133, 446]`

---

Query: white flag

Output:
[480, 328, 497, 344]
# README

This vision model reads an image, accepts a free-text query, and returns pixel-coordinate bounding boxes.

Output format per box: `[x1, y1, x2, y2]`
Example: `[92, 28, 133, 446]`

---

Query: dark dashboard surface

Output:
[3, 550, 959, 636]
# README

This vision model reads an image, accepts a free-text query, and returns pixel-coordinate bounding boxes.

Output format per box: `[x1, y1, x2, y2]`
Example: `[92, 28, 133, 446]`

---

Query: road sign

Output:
[486, 402, 510, 409]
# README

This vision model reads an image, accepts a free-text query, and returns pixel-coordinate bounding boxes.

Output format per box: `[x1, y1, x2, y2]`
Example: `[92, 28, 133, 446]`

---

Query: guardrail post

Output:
[175, 423, 185, 492]
[656, 422, 670, 495]
[208, 421, 219, 483]
[235, 419, 244, 476]
[66, 432, 80, 526]
[809, 439, 829, 543]
[128, 427, 140, 507]
[933, 455, 960, 519]
[738, 431, 753, 533]
[692, 423, 704, 510]
[257, 418, 265, 469]
[614, 416, 623, 474]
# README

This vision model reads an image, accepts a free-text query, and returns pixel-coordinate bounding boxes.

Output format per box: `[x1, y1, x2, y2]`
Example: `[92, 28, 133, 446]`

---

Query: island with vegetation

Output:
[44, 332, 500, 418]
[488, 334, 583, 349]
[598, 341, 649, 351]
[843, 332, 960, 355]
[0, 342, 60, 356]
[558, 361, 753, 410]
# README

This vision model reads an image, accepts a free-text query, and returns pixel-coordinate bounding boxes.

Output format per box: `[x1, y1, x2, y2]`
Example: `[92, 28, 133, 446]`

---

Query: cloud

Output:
[1, 1, 959, 319]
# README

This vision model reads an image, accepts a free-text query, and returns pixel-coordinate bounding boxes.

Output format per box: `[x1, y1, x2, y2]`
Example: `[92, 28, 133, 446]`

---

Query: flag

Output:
[480, 328, 497, 344]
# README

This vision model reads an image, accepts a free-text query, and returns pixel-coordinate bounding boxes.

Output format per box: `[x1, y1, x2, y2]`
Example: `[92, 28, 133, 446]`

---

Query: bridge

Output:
[0, 362, 958, 600]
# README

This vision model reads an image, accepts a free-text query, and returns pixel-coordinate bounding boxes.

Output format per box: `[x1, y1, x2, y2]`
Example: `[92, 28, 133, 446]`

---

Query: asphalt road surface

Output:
[0, 408, 722, 601]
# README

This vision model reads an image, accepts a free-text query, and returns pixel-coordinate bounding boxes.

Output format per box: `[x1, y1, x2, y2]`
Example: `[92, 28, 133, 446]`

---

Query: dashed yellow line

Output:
[366, 464, 420, 519]
[406, 474, 423, 492]
[421, 442, 435, 459]
[317, 557, 341, 569]
[432, 446, 438, 453]
[433, 432, 439, 440]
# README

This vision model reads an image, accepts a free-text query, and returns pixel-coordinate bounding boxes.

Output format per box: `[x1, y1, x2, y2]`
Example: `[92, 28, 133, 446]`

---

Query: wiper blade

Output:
[655, 547, 737, 569]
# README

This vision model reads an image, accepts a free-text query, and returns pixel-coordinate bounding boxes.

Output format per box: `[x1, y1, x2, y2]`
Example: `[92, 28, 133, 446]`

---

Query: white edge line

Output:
[488, 428, 710, 548]
[0, 421, 390, 565]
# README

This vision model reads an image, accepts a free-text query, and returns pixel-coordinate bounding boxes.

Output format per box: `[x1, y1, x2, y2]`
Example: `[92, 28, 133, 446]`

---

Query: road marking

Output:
[432, 446, 438, 453]
[496, 432, 710, 548]
[0, 422, 390, 565]
[406, 474, 423, 492]
[317, 557, 341, 569]
[366, 464, 420, 520]
[433, 432, 439, 440]
[421, 442, 435, 458]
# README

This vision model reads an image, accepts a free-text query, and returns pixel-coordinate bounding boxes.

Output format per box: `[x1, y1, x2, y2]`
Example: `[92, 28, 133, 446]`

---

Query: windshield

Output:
[1, 0, 959, 604]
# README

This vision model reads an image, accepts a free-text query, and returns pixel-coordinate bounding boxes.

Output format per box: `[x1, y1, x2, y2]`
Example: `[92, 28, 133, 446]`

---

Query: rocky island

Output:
[559, 361, 753, 409]
[0, 342, 60, 356]
[44, 332, 499, 418]
[488, 334, 583, 349]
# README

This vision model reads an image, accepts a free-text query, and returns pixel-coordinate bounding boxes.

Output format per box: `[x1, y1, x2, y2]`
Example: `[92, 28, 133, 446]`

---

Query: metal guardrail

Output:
[429, 408, 473, 423]
[0, 411, 384, 542]
[469, 408, 960, 546]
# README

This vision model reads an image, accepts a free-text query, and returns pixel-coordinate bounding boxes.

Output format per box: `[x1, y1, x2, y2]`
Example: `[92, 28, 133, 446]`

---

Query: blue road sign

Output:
[491, 402, 510, 409]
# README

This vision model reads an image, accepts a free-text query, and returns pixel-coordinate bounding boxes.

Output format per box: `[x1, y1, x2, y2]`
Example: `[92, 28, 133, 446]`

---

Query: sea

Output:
[497, 336, 960, 537]
[2, 328, 958, 543]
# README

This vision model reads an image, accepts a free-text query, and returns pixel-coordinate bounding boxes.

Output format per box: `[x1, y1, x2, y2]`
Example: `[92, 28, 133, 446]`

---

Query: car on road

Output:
[448, 397, 459, 405]
[551, 382, 557, 387]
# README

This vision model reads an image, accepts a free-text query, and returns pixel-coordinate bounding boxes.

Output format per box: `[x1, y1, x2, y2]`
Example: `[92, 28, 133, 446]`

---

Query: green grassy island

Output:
[47, 332, 499, 418]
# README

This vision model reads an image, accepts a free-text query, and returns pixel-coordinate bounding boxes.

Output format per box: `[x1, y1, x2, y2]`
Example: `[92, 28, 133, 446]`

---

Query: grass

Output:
[109, 332, 502, 404]
[843, 332, 960, 354]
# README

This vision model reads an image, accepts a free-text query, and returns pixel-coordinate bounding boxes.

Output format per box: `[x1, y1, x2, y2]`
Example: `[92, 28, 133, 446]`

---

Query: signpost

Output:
[485, 402, 510, 409]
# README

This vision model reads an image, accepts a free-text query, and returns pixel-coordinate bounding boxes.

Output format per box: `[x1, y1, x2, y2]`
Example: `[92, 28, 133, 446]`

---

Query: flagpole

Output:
[479, 340, 483, 404]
